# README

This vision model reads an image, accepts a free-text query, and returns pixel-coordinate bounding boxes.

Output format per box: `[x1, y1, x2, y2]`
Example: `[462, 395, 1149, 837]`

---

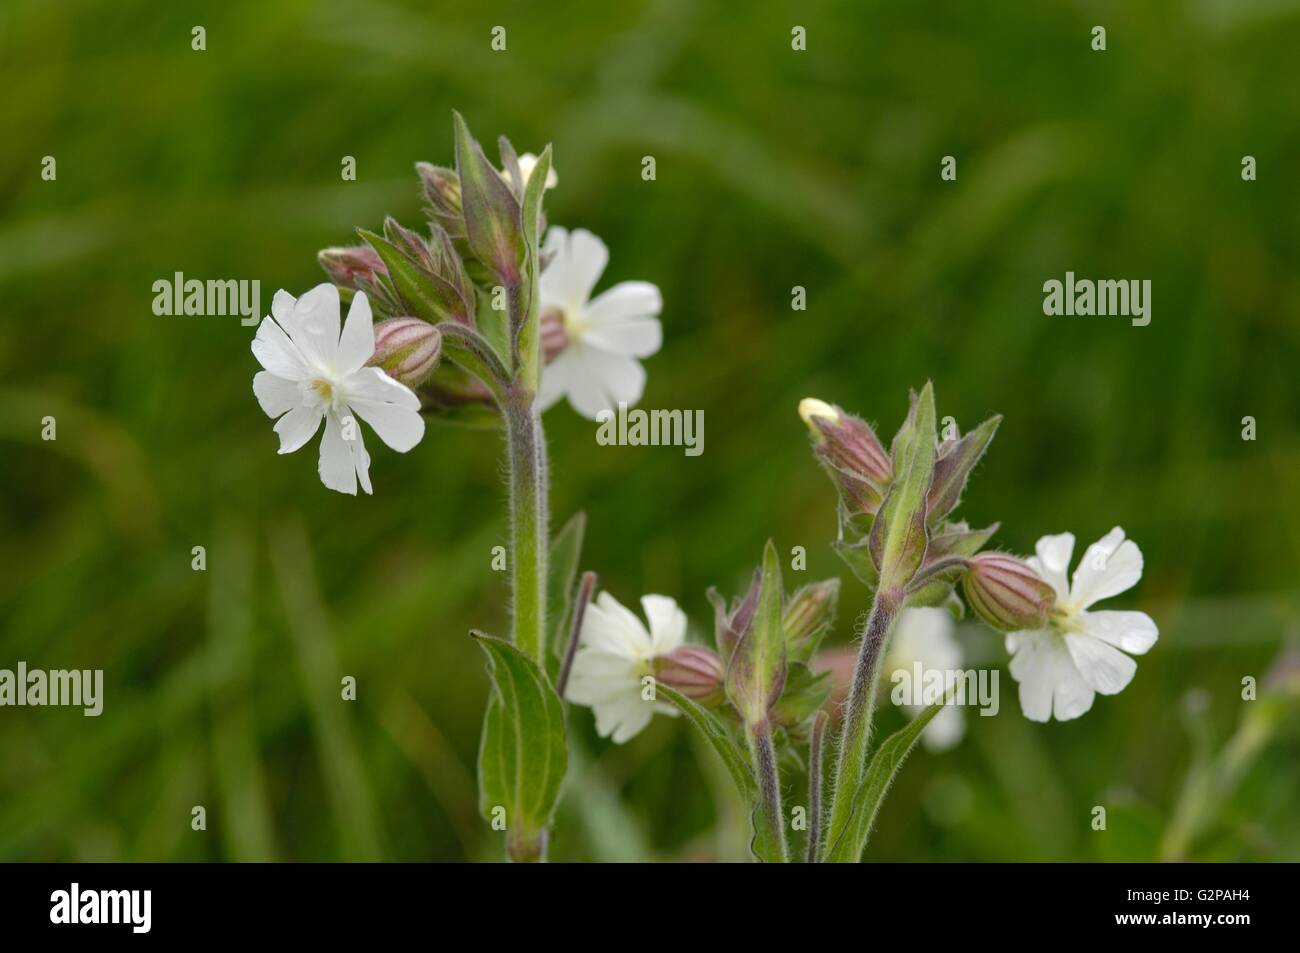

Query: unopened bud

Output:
[318, 245, 387, 290]
[368, 317, 442, 388]
[962, 553, 1055, 632]
[799, 398, 892, 515]
[783, 578, 839, 649]
[416, 162, 466, 240]
[656, 646, 725, 706]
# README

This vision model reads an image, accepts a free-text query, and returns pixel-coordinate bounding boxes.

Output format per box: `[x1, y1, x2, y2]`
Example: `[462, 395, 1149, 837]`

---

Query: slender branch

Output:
[904, 556, 969, 593]
[823, 587, 901, 860]
[556, 570, 597, 698]
[504, 392, 548, 663]
[806, 709, 829, 863]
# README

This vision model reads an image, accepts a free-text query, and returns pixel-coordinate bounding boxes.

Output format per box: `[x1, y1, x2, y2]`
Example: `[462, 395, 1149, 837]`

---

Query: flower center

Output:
[562, 305, 589, 338]
[302, 377, 340, 411]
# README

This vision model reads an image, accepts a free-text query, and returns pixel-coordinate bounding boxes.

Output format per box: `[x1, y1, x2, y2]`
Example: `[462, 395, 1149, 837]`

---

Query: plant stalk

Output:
[748, 719, 789, 863]
[504, 391, 548, 664]
[822, 587, 900, 860]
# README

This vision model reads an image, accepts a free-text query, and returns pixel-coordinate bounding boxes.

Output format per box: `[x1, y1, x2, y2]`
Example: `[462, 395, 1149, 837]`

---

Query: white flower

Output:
[538, 227, 663, 419]
[1007, 527, 1158, 722]
[564, 592, 684, 743]
[251, 283, 425, 495]
[884, 607, 965, 751]
[516, 152, 558, 190]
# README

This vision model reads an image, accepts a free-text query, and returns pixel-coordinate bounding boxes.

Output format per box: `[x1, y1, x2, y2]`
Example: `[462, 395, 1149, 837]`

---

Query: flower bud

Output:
[368, 317, 442, 389]
[655, 646, 725, 706]
[780, 577, 842, 642]
[799, 398, 892, 515]
[962, 553, 1055, 632]
[318, 245, 387, 290]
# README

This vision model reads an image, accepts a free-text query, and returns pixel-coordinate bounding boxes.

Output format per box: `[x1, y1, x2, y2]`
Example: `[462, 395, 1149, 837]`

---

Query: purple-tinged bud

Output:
[963, 553, 1056, 632]
[540, 305, 569, 362]
[799, 398, 893, 515]
[707, 571, 760, 666]
[656, 646, 726, 706]
[368, 317, 442, 389]
[318, 245, 387, 290]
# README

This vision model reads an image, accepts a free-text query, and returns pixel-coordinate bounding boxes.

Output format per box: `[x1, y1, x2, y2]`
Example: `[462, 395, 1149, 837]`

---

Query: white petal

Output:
[641, 595, 686, 656]
[921, 704, 965, 751]
[1069, 527, 1143, 608]
[271, 289, 296, 322]
[1064, 632, 1138, 696]
[581, 594, 651, 658]
[287, 283, 342, 371]
[273, 404, 323, 455]
[889, 607, 960, 672]
[1031, 532, 1075, 601]
[538, 349, 578, 412]
[317, 412, 356, 495]
[583, 282, 663, 357]
[253, 371, 300, 418]
[1007, 631, 1095, 722]
[608, 696, 654, 744]
[540, 227, 607, 308]
[336, 291, 375, 375]
[565, 347, 646, 419]
[564, 651, 642, 706]
[251, 316, 309, 381]
[1081, 610, 1158, 655]
[344, 366, 421, 409]
[349, 398, 425, 453]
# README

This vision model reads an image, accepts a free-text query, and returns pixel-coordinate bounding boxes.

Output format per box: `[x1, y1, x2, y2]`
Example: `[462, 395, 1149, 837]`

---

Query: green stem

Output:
[504, 391, 548, 664]
[748, 719, 789, 863]
[822, 587, 900, 861]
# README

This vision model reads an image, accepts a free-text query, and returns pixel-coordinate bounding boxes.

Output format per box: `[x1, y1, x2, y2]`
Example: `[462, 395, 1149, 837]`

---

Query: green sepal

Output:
[868, 383, 937, 591]
[452, 111, 524, 286]
[725, 541, 789, 726]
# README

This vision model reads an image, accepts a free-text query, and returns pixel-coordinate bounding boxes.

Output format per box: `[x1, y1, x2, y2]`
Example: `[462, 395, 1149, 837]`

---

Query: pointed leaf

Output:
[357, 228, 472, 325]
[453, 111, 524, 285]
[473, 633, 568, 838]
[824, 698, 947, 862]
[927, 415, 1000, 523]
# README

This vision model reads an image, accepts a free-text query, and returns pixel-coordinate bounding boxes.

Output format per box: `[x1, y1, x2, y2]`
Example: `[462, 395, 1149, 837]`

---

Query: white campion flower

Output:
[538, 227, 663, 419]
[564, 592, 684, 743]
[1007, 527, 1158, 722]
[251, 283, 425, 495]
[885, 607, 965, 751]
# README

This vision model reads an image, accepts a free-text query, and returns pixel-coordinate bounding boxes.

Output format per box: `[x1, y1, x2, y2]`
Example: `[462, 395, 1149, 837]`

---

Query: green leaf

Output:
[437, 322, 508, 399]
[824, 699, 946, 862]
[869, 383, 937, 591]
[357, 228, 471, 326]
[725, 541, 789, 725]
[473, 632, 568, 840]
[656, 684, 754, 801]
[452, 111, 524, 285]
[833, 536, 879, 591]
[546, 510, 587, 681]
[927, 414, 1000, 524]
[770, 662, 831, 727]
[514, 144, 552, 388]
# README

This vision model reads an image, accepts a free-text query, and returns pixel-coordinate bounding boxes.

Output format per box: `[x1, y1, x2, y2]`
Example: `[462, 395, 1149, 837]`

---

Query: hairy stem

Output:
[822, 588, 900, 861]
[748, 720, 789, 863]
[806, 709, 829, 863]
[504, 392, 548, 664]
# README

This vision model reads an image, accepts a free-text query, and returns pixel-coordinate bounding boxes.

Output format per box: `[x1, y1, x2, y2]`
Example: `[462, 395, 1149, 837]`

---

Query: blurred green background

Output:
[2, 0, 1298, 862]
